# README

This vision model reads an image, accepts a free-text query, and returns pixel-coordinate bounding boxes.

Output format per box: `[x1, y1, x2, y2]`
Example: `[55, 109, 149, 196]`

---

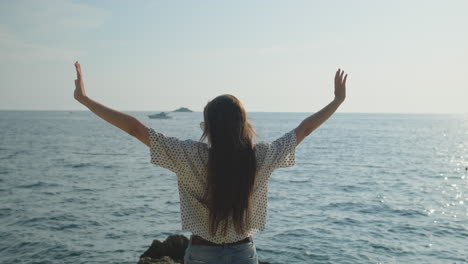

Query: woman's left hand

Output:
[74, 61, 87, 103]
[334, 68, 347, 103]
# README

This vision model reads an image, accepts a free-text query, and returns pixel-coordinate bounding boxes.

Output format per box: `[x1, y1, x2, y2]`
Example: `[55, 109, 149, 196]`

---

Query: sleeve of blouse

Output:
[264, 129, 298, 169]
[148, 127, 194, 173]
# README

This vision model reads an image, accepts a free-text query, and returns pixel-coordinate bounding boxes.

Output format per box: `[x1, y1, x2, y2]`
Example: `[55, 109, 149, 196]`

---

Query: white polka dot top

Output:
[148, 127, 297, 244]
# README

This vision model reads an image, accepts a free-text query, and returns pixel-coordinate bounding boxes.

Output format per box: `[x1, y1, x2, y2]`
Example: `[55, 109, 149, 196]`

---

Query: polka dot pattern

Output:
[148, 127, 297, 244]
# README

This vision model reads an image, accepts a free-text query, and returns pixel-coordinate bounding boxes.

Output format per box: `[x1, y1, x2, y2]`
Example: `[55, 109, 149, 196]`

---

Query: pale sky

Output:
[0, 0, 467, 113]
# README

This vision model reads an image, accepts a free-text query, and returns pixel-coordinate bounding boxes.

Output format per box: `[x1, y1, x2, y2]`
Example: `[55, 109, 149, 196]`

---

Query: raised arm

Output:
[73, 61, 150, 147]
[294, 68, 347, 145]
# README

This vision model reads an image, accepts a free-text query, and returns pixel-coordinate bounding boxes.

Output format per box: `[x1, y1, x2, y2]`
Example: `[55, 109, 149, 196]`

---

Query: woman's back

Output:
[148, 127, 297, 244]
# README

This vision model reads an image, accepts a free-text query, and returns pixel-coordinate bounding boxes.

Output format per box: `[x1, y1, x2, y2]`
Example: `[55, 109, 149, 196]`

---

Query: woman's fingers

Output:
[333, 68, 347, 101]
[336, 68, 347, 88]
[75, 61, 82, 79]
[334, 68, 347, 88]
[73, 61, 87, 101]
[335, 68, 341, 87]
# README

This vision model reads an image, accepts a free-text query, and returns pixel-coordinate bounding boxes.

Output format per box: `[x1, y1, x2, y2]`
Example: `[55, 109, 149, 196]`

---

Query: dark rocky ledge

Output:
[138, 234, 270, 264]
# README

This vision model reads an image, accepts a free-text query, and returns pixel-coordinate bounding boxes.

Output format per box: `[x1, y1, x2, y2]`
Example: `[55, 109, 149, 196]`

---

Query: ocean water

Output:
[0, 110, 467, 264]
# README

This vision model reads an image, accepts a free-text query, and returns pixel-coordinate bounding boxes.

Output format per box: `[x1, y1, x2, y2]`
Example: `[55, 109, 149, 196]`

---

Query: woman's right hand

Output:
[74, 61, 88, 103]
[334, 68, 347, 103]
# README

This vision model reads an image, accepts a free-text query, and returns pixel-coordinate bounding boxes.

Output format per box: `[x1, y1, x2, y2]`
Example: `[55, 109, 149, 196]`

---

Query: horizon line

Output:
[0, 109, 467, 115]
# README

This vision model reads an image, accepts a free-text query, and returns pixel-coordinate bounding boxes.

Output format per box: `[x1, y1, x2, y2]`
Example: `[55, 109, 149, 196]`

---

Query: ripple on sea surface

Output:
[15, 181, 61, 189]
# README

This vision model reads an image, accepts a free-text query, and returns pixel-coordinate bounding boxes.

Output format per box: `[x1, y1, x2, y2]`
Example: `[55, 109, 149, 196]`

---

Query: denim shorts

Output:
[184, 236, 259, 264]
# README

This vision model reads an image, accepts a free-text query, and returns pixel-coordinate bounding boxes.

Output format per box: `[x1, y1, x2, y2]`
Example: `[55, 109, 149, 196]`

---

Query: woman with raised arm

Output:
[73, 61, 347, 264]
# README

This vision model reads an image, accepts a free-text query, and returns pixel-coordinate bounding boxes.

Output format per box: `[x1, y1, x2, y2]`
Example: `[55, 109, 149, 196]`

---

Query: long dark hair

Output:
[200, 94, 257, 237]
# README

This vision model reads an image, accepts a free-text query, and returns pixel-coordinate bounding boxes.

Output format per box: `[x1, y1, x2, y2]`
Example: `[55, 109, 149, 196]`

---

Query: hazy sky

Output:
[0, 0, 467, 113]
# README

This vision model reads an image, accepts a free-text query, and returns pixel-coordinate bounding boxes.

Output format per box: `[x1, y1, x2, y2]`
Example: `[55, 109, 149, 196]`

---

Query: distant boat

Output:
[148, 112, 172, 119]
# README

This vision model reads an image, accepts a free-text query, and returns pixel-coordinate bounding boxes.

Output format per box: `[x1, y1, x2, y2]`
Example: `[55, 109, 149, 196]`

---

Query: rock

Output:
[138, 256, 177, 264]
[138, 234, 270, 264]
[140, 234, 188, 263]
[173, 107, 193, 112]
